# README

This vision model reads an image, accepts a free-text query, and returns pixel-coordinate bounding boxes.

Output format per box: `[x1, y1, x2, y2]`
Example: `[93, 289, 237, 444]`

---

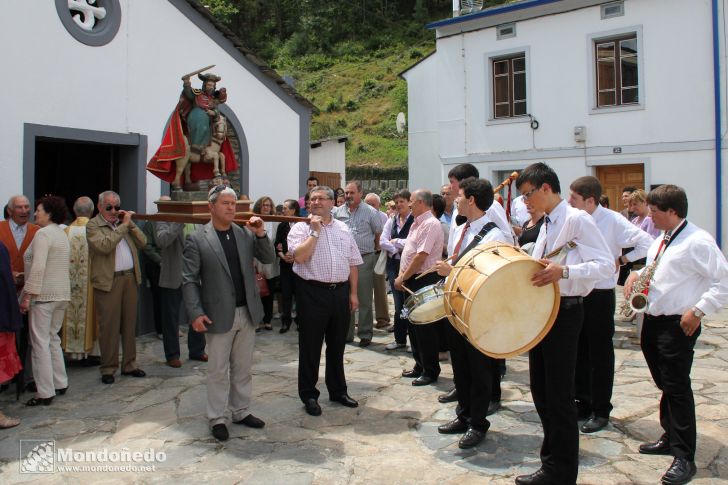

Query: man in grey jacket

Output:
[182, 185, 274, 441]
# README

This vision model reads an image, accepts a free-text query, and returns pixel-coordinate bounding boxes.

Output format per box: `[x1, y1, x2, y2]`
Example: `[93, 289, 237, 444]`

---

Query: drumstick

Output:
[400, 284, 415, 295]
[415, 255, 455, 280]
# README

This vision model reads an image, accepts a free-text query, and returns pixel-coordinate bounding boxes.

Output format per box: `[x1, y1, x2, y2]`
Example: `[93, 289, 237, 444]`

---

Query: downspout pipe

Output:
[712, 0, 723, 248]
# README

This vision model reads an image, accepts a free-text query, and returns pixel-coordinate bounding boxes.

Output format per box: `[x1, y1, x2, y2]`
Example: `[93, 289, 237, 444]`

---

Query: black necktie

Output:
[541, 216, 551, 258]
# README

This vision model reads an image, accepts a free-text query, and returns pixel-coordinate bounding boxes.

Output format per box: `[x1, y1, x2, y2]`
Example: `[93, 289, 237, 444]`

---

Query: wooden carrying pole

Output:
[133, 212, 309, 225]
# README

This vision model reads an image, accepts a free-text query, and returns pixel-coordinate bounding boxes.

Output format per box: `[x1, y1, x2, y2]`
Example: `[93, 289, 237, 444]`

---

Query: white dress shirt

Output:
[102, 219, 134, 272]
[590, 205, 654, 289]
[510, 195, 530, 227]
[448, 213, 510, 258]
[448, 201, 516, 248]
[531, 200, 613, 297]
[9, 219, 27, 250]
[380, 213, 410, 258]
[640, 221, 728, 317]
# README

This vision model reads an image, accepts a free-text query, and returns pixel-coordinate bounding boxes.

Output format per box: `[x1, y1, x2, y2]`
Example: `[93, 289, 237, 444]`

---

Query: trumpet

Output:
[619, 259, 657, 317]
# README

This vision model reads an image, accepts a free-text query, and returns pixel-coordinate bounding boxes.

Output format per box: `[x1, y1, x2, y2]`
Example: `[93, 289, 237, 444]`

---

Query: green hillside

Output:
[204, 0, 513, 172]
[271, 43, 433, 170]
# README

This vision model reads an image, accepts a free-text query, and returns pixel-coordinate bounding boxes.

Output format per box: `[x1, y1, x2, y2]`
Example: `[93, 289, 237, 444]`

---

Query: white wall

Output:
[309, 139, 345, 187]
[0, 0, 303, 211]
[406, 0, 727, 241]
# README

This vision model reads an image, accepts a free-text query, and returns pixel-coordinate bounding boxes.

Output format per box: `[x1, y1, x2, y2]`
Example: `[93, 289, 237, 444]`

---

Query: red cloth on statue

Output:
[0, 333, 22, 383]
[145, 109, 238, 184]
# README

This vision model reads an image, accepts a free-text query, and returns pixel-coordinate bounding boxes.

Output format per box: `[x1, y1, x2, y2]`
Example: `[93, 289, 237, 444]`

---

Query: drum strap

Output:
[453, 222, 498, 265]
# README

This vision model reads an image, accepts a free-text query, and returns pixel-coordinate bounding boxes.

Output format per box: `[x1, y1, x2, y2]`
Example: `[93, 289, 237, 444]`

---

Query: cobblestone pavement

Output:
[0, 298, 727, 484]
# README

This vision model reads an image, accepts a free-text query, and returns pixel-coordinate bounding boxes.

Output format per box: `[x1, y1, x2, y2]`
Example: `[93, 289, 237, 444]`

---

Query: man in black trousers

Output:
[624, 185, 728, 485]
[514, 163, 612, 485]
[287, 186, 362, 416]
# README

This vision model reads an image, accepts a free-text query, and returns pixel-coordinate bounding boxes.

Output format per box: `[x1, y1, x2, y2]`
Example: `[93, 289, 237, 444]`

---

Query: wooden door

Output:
[596, 164, 644, 212]
[310, 171, 343, 190]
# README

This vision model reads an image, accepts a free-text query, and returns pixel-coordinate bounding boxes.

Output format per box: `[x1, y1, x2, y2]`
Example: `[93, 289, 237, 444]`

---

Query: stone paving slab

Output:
[0, 300, 727, 484]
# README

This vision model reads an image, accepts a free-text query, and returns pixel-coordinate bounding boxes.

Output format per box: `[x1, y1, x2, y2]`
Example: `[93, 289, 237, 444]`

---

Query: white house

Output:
[402, 0, 728, 250]
[309, 136, 347, 190]
[0, 0, 315, 214]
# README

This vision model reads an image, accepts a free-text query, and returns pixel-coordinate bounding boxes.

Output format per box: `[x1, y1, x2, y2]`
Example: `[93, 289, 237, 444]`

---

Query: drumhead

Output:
[467, 258, 558, 357]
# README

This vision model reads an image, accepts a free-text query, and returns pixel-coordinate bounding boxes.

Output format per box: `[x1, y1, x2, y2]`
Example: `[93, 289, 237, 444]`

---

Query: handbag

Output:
[374, 249, 387, 276]
[255, 272, 270, 297]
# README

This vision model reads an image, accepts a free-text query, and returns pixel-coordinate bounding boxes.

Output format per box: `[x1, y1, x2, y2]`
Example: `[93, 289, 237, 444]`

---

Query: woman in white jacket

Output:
[20, 196, 70, 406]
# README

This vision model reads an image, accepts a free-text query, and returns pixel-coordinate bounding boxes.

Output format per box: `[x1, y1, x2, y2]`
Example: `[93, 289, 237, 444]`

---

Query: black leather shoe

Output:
[639, 435, 671, 455]
[438, 387, 458, 403]
[515, 468, 552, 485]
[458, 427, 486, 449]
[233, 414, 265, 428]
[487, 400, 501, 416]
[358, 338, 371, 348]
[280, 323, 290, 334]
[121, 369, 146, 378]
[661, 457, 696, 485]
[330, 394, 358, 408]
[304, 398, 322, 416]
[412, 375, 436, 386]
[101, 374, 115, 384]
[211, 423, 229, 441]
[56, 387, 68, 396]
[581, 416, 609, 433]
[437, 417, 468, 434]
[401, 369, 421, 378]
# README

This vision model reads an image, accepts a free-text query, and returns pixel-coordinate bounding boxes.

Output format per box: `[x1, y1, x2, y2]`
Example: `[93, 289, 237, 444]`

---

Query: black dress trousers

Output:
[405, 272, 445, 379]
[575, 288, 616, 418]
[296, 277, 350, 402]
[641, 314, 700, 461]
[529, 298, 583, 485]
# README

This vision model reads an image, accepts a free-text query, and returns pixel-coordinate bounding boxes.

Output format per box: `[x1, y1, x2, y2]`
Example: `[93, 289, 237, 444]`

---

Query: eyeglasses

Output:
[105, 205, 121, 211]
[521, 185, 542, 201]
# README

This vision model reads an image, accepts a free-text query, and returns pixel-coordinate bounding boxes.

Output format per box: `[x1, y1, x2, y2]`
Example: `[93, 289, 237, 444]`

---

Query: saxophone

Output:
[619, 259, 658, 317]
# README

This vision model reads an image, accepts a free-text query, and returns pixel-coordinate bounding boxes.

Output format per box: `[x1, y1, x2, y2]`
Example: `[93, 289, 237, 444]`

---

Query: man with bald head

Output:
[61, 196, 101, 364]
[87, 190, 147, 384]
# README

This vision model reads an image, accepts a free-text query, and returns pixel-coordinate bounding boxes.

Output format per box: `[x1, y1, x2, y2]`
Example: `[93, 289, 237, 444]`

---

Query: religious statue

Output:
[146, 66, 238, 191]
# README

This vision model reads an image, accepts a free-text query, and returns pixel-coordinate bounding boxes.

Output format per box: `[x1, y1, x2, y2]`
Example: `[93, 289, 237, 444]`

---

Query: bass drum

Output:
[443, 242, 560, 358]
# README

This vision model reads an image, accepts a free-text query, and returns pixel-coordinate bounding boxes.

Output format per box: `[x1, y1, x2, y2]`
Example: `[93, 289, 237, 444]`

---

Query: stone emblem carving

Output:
[68, 0, 107, 32]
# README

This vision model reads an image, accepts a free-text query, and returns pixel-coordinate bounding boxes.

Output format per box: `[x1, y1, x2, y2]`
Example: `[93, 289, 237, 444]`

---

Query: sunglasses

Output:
[105, 205, 121, 211]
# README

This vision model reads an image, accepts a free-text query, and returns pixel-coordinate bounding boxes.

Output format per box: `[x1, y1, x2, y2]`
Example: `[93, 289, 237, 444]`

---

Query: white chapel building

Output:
[0, 0, 315, 213]
[402, 0, 728, 250]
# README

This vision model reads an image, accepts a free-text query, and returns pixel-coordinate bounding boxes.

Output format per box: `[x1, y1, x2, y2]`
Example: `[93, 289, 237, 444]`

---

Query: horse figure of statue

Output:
[172, 115, 228, 191]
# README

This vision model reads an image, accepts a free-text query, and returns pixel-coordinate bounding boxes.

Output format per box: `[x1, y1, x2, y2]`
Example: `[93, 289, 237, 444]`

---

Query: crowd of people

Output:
[0, 165, 726, 485]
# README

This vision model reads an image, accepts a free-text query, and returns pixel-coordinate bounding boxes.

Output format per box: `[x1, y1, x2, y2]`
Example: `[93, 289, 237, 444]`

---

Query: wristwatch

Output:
[692, 307, 705, 319]
[561, 266, 569, 279]
[308, 229, 319, 238]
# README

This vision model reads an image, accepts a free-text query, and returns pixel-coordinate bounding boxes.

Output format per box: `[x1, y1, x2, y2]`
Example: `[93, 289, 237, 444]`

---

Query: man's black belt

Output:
[590, 288, 614, 294]
[645, 314, 681, 322]
[560, 296, 583, 310]
[114, 269, 134, 276]
[306, 280, 348, 289]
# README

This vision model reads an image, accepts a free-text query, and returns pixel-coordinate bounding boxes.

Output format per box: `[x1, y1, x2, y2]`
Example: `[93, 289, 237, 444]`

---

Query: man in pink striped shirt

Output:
[394, 189, 444, 386]
[288, 186, 363, 416]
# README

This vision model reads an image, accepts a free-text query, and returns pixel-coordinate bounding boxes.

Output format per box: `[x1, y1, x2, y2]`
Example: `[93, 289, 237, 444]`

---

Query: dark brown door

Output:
[596, 164, 644, 212]
[310, 171, 343, 190]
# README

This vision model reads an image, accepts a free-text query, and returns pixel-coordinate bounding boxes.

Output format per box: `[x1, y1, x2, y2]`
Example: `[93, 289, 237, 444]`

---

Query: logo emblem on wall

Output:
[55, 0, 122, 46]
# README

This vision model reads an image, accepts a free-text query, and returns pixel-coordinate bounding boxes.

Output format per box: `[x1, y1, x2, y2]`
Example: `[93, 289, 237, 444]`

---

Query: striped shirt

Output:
[332, 201, 383, 255]
[399, 211, 443, 276]
[288, 218, 363, 283]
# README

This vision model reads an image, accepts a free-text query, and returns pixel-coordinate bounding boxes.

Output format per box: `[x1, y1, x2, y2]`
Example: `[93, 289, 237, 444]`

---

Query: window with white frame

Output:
[595, 34, 638, 107]
[492, 54, 527, 118]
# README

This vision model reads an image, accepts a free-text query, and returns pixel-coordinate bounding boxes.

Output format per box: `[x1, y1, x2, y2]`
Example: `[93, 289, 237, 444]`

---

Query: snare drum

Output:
[401, 281, 447, 325]
[443, 242, 560, 358]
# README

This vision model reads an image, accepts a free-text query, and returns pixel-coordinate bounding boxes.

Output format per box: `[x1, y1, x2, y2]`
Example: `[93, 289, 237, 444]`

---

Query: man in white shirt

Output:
[514, 163, 613, 485]
[568, 176, 654, 434]
[624, 185, 728, 485]
[434, 177, 510, 449]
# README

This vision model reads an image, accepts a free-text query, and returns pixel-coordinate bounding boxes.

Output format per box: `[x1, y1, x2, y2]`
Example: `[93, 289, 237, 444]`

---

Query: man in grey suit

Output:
[155, 218, 206, 367]
[182, 185, 274, 441]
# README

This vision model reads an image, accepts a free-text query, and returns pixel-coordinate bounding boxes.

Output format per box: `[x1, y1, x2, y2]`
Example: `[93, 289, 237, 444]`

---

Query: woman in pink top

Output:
[628, 189, 660, 238]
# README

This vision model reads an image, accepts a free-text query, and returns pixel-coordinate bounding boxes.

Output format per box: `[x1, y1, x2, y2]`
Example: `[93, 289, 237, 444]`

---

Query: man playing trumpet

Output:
[624, 184, 728, 485]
